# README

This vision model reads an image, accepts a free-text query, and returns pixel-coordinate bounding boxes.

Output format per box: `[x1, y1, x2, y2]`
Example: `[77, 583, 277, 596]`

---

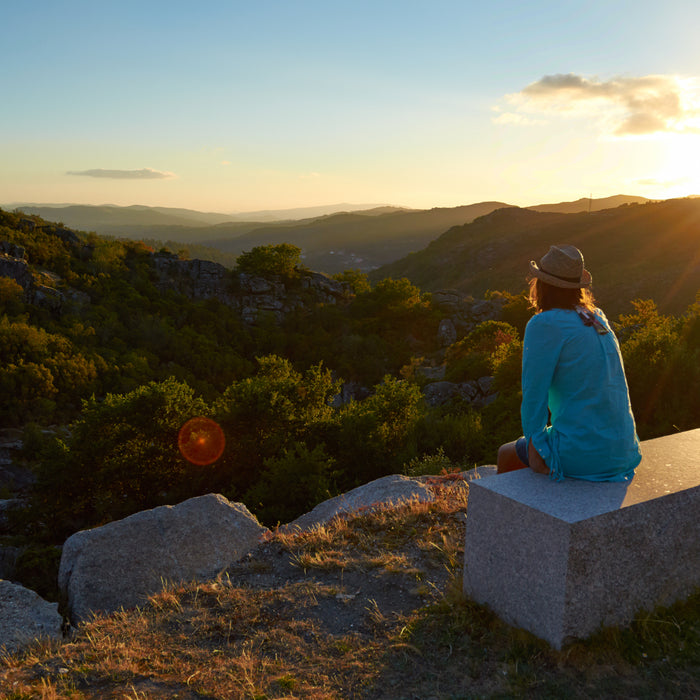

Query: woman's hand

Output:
[528, 439, 549, 475]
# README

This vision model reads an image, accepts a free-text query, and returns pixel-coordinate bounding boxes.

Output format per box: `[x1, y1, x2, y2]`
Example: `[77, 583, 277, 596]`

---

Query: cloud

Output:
[492, 112, 545, 126]
[67, 168, 175, 179]
[497, 73, 700, 137]
[634, 176, 689, 188]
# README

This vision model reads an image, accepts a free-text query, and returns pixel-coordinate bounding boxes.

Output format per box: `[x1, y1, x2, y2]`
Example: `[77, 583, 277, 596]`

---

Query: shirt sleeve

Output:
[521, 315, 563, 467]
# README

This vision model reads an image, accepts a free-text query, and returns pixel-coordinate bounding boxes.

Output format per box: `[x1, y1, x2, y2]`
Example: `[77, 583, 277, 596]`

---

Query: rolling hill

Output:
[7, 201, 514, 273]
[10, 203, 237, 229]
[6, 195, 658, 276]
[199, 202, 513, 272]
[371, 198, 700, 317]
[528, 194, 649, 214]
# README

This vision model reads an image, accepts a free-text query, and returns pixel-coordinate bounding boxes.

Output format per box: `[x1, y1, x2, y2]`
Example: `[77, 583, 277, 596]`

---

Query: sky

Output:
[4, 0, 700, 214]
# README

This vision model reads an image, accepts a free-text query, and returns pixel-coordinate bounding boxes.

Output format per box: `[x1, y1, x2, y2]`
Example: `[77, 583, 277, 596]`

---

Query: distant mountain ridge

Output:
[8, 195, 651, 275]
[528, 194, 649, 214]
[9, 204, 236, 228]
[6, 202, 397, 228]
[201, 202, 513, 272]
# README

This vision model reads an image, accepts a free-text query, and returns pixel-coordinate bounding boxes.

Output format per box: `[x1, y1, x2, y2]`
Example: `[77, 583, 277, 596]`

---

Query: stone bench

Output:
[462, 428, 700, 649]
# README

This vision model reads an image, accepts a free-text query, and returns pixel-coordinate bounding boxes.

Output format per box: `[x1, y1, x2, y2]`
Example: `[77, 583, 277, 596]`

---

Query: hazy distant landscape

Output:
[7, 194, 649, 275]
[13, 193, 700, 319]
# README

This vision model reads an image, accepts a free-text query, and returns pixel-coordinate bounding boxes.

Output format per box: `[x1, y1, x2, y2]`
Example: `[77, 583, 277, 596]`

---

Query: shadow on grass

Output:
[361, 580, 700, 699]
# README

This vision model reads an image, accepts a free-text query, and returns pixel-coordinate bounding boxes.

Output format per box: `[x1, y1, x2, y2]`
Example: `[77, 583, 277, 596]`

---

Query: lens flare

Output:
[178, 417, 225, 466]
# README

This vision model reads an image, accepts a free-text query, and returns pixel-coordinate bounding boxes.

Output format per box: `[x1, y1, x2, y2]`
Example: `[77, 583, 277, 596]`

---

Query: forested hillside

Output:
[12, 202, 513, 274]
[374, 198, 700, 317]
[2, 204, 700, 599]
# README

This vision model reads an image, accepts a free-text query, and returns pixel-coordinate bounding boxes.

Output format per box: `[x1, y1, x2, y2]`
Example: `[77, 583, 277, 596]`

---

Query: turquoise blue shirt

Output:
[521, 308, 641, 481]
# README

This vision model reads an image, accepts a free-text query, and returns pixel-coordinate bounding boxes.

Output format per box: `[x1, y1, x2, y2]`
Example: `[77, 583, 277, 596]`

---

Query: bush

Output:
[12, 545, 62, 602]
[413, 407, 486, 466]
[445, 320, 519, 383]
[619, 298, 700, 437]
[28, 377, 210, 540]
[334, 376, 423, 485]
[245, 442, 337, 525]
[213, 356, 341, 498]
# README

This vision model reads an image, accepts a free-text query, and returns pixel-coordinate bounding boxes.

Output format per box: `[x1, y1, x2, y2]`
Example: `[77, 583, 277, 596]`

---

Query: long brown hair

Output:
[528, 278, 596, 313]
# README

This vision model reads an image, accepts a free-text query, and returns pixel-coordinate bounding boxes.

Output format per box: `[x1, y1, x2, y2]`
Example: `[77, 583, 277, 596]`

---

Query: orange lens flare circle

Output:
[178, 417, 225, 466]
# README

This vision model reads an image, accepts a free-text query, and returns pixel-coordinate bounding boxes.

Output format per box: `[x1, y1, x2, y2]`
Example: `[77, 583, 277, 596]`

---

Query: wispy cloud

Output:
[496, 73, 700, 137]
[635, 176, 689, 188]
[67, 168, 175, 179]
[491, 110, 545, 126]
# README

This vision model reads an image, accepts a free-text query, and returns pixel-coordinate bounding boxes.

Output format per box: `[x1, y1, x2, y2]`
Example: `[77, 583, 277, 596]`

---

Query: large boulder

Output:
[58, 494, 269, 625]
[0, 251, 33, 296]
[284, 474, 435, 532]
[0, 580, 62, 653]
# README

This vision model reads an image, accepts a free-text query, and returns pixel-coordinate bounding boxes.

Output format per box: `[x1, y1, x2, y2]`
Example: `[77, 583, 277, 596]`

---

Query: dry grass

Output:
[1, 475, 698, 699]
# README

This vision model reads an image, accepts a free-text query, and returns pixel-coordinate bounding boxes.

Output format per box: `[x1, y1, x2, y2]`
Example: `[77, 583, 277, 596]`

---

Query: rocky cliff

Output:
[151, 252, 352, 324]
[0, 232, 352, 325]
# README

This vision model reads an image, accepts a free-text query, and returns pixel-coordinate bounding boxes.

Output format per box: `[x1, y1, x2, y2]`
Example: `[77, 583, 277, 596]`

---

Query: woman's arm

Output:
[527, 438, 549, 474]
[521, 315, 563, 467]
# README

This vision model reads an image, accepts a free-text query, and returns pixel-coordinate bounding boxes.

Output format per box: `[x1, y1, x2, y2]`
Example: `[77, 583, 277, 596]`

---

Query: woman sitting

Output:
[497, 244, 641, 481]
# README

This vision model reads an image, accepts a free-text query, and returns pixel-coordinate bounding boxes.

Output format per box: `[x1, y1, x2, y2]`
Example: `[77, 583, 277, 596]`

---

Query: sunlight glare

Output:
[178, 417, 225, 466]
[645, 134, 700, 199]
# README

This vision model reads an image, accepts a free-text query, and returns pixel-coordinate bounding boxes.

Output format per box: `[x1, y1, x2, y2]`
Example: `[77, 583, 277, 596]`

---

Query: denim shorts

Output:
[515, 436, 530, 466]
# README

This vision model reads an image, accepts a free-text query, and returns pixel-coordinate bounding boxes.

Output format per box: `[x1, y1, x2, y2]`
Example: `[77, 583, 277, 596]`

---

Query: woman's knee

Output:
[497, 441, 526, 473]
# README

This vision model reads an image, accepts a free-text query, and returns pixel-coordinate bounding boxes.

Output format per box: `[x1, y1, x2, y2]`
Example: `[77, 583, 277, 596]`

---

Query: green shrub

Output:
[413, 407, 486, 466]
[213, 355, 341, 498]
[245, 442, 337, 525]
[445, 320, 519, 383]
[334, 376, 423, 485]
[28, 377, 210, 540]
[13, 545, 62, 602]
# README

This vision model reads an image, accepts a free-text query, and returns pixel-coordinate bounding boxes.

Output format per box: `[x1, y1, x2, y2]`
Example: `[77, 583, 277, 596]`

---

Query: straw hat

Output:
[529, 244, 592, 288]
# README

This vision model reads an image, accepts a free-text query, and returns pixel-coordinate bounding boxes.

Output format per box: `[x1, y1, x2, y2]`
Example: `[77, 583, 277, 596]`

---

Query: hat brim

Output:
[529, 261, 592, 288]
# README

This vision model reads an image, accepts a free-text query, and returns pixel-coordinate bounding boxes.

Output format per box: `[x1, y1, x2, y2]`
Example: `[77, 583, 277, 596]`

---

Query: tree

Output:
[213, 355, 340, 497]
[0, 277, 24, 314]
[29, 377, 210, 539]
[236, 244, 304, 278]
[332, 269, 371, 295]
[334, 376, 423, 485]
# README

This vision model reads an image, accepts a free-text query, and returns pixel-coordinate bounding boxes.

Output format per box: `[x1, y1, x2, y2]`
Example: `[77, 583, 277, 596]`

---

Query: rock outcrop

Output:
[2, 232, 352, 325]
[283, 474, 435, 532]
[422, 377, 496, 408]
[151, 254, 351, 324]
[0, 251, 33, 295]
[58, 494, 270, 624]
[0, 580, 62, 653]
[432, 289, 505, 338]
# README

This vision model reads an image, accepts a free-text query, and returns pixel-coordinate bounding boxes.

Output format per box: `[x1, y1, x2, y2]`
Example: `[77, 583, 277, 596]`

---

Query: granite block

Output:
[463, 429, 700, 649]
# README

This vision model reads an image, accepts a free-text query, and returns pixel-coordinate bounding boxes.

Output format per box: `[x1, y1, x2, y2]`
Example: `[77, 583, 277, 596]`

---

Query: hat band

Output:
[540, 266, 580, 283]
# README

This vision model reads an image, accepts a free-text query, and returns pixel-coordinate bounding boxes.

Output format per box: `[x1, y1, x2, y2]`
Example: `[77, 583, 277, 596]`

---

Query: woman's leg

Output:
[497, 440, 528, 474]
